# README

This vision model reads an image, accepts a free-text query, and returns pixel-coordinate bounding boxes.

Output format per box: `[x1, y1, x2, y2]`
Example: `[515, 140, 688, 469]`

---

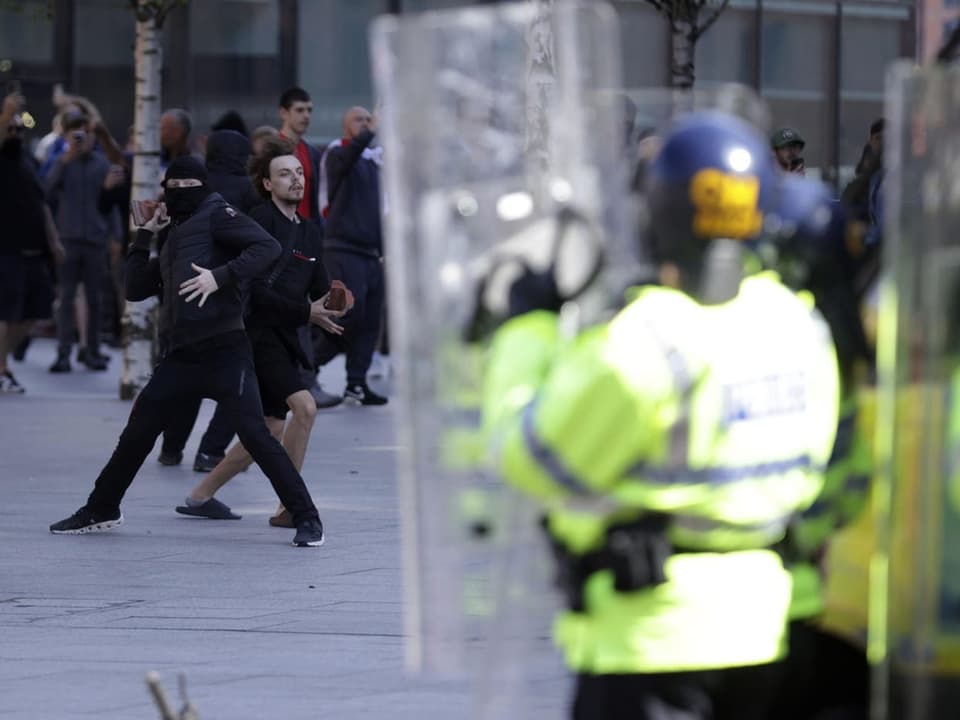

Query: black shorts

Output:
[0, 254, 54, 322]
[252, 337, 308, 420]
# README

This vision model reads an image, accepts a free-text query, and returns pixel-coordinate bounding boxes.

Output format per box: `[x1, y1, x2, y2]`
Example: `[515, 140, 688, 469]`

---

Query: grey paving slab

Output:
[0, 339, 568, 719]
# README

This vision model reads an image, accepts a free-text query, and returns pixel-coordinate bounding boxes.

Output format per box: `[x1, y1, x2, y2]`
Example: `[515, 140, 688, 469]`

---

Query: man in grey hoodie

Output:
[45, 111, 112, 372]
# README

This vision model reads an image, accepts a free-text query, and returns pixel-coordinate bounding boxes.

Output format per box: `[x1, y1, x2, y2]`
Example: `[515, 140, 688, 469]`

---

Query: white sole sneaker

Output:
[293, 535, 325, 548]
[51, 516, 124, 535]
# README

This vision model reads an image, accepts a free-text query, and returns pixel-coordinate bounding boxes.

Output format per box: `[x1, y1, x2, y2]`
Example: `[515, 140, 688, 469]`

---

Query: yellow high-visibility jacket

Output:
[483, 272, 840, 673]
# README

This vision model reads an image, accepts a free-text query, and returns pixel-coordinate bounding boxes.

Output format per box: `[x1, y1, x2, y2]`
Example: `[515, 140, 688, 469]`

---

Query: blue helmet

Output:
[763, 173, 844, 290]
[765, 174, 872, 382]
[645, 111, 779, 272]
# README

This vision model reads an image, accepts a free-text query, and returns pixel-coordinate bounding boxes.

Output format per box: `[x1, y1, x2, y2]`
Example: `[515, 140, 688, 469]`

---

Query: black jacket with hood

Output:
[205, 130, 262, 215]
[125, 192, 280, 355]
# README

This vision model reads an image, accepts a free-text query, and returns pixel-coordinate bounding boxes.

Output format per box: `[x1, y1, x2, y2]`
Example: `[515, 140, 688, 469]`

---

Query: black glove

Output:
[507, 263, 564, 318]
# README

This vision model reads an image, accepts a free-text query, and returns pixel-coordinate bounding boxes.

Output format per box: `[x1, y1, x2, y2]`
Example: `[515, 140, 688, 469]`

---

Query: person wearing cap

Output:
[49, 155, 327, 548]
[771, 127, 806, 175]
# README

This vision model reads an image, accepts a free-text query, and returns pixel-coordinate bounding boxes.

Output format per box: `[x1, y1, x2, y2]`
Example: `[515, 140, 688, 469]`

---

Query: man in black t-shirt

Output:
[0, 108, 63, 393]
[176, 138, 346, 526]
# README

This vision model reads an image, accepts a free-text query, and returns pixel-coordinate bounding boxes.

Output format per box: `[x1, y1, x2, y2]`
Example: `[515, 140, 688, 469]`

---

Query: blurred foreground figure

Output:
[482, 112, 841, 719]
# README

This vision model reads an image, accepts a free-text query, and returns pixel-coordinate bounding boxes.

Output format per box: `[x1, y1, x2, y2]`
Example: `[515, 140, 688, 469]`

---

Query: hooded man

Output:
[49, 156, 327, 548]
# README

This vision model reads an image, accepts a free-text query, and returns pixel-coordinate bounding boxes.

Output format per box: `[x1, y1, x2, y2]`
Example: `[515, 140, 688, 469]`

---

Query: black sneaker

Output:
[49, 354, 72, 373]
[293, 518, 325, 547]
[77, 348, 109, 371]
[344, 383, 388, 406]
[0, 370, 25, 394]
[50, 506, 123, 534]
[193, 452, 224, 473]
[12, 335, 30, 362]
[158, 450, 183, 466]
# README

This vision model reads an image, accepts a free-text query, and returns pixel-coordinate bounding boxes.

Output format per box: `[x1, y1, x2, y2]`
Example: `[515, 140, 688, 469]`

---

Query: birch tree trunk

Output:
[120, 4, 163, 400]
[671, 19, 697, 90]
[525, 0, 555, 180]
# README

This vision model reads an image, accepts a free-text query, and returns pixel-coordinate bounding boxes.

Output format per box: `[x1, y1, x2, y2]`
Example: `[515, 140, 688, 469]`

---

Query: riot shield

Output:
[370, 1, 632, 711]
[871, 61, 960, 719]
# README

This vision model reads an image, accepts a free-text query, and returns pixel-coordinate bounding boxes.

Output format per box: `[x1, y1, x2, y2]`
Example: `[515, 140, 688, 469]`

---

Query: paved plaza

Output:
[0, 339, 566, 719]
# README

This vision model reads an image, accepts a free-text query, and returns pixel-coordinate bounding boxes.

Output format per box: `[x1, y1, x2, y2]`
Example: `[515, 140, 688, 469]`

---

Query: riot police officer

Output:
[482, 111, 841, 719]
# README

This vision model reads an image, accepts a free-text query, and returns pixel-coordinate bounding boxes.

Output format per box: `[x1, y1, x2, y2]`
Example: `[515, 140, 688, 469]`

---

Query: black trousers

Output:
[767, 621, 868, 720]
[57, 241, 105, 355]
[573, 663, 782, 720]
[86, 338, 320, 525]
[321, 250, 384, 387]
[161, 326, 317, 456]
[160, 396, 235, 458]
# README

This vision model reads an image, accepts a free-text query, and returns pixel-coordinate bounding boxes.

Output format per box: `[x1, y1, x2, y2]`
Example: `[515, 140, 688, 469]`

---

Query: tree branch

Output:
[692, 0, 731, 42]
[643, 0, 668, 16]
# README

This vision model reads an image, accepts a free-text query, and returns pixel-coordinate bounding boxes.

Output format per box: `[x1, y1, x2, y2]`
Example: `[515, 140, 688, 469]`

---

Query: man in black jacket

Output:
[49, 156, 326, 547]
[156, 127, 262, 472]
[321, 106, 387, 405]
[175, 139, 345, 525]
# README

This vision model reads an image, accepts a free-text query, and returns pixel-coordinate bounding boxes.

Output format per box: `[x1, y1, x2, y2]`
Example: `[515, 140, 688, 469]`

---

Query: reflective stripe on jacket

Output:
[484, 272, 840, 673]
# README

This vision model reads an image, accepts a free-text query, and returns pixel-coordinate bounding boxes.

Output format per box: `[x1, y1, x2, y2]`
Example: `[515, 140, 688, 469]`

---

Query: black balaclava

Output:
[163, 156, 211, 221]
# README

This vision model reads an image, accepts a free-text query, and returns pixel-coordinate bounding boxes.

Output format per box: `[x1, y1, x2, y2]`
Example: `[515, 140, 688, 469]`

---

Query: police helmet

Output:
[645, 111, 779, 274]
[766, 174, 871, 382]
[763, 173, 842, 291]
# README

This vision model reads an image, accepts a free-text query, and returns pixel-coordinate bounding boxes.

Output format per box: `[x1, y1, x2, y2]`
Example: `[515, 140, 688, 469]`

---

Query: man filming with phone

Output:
[771, 127, 806, 175]
[45, 111, 112, 372]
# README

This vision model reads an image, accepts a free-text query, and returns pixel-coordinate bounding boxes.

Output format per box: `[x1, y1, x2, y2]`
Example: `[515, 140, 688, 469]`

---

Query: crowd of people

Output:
[0, 75, 889, 713]
[0, 85, 390, 439]
[0, 84, 392, 545]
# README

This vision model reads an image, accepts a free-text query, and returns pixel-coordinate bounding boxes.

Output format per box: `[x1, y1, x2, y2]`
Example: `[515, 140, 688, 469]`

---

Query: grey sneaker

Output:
[293, 518, 325, 547]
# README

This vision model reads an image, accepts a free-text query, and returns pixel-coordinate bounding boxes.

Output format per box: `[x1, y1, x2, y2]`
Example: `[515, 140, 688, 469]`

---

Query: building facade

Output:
[1, 0, 917, 185]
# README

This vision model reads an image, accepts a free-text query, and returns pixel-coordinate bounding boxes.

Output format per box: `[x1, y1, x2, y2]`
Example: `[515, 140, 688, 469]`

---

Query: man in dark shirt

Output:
[322, 106, 387, 405]
[49, 156, 326, 547]
[0, 109, 63, 393]
[175, 139, 345, 525]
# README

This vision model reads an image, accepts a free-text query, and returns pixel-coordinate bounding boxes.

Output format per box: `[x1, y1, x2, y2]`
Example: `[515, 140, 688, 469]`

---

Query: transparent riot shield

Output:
[871, 62, 960, 719]
[370, 1, 632, 713]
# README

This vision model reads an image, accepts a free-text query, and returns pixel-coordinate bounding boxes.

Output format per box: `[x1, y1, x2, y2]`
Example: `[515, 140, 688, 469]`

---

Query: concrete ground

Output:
[0, 339, 567, 719]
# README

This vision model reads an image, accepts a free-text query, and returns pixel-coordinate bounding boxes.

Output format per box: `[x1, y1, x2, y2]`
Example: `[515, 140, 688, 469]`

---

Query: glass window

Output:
[613, 1, 668, 88]
[696, 6, 756, 87]
[761, 11, 832, 175]
[0, 1, 54, 64]
[841, 15, 900, 97]
[838, 14, 908, 187]
[72, 1, 141, 141]
[298, 0, 390, 141]
[401, 0, 472, 11]
[75, 0, 136, 67]
[190, 0, 279, 56]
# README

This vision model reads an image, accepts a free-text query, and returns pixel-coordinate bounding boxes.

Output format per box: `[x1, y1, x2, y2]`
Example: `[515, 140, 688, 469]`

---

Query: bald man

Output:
[160, 109, 192, 166]
[317, 106, 387, 406]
